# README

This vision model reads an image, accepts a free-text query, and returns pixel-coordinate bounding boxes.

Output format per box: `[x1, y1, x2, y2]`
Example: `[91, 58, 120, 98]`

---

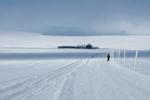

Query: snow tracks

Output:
[0, 59, 85, 100]
[0, 58, 150, 100]
[58, 59, 150, 100]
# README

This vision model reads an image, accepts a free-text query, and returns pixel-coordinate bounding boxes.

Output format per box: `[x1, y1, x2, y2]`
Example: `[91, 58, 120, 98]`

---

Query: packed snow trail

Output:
[0, 59, 87, 100]
[58, 59, 150, 100]
[0, 58, 150, 100]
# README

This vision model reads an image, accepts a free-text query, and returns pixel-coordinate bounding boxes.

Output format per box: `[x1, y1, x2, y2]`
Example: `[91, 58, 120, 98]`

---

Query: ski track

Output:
[0, 58, 150, 100]
[58, 58, 150, 100]
[0, 59, 85, 100]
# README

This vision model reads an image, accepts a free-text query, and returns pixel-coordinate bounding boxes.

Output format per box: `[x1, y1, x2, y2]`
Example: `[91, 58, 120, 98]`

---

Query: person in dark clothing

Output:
[107, 53, 110, 61]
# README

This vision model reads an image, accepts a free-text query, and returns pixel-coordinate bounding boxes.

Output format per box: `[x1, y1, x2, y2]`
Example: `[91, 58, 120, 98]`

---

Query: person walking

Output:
[107, 53, 110, 61]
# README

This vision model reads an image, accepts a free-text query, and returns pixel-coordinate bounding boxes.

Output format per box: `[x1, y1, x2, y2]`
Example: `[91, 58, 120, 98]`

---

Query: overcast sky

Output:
[0, 0, 150, 35]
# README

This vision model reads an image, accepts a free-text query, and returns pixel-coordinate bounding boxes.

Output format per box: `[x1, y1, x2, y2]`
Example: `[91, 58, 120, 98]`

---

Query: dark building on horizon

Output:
[58, 44, 98, 49]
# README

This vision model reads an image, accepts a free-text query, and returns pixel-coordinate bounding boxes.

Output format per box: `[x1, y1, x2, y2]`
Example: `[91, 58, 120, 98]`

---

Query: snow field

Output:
[0, 57, 150, 100]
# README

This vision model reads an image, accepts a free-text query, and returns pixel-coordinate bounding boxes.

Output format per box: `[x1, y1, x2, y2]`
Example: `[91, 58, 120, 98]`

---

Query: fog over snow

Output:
[0, 31, 150, 50]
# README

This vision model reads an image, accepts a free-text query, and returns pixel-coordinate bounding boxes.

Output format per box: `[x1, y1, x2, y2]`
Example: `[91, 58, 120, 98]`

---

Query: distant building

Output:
[58, 44, 99, 49]
[85, 44, 92, 49]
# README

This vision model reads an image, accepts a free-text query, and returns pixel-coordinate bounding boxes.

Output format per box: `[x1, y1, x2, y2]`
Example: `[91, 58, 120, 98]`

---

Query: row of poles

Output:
[109, 49, 138, 72]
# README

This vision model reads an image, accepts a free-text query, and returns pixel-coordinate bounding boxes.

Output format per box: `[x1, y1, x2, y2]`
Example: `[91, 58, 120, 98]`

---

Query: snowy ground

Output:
[0, 31, 150, 100]
[0, 58, 150, 100]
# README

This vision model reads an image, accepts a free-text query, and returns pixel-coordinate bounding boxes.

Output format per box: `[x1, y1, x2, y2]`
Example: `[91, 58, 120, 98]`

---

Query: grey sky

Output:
[0, 0, 150, 35]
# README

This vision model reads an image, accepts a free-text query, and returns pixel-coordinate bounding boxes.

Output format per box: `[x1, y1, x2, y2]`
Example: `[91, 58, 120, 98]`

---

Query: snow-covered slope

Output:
[0, 31, 150, 50]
